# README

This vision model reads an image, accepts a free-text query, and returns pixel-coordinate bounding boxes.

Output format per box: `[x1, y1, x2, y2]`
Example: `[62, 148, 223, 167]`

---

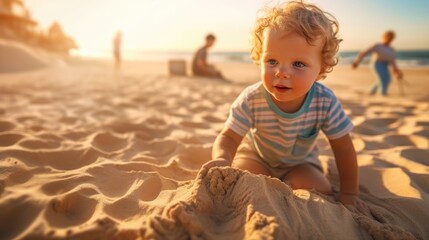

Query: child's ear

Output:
[317, 68, 326, 80]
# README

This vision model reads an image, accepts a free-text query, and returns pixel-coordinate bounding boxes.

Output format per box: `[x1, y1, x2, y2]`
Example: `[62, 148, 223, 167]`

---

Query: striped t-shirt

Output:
[225, 81, 353, 167]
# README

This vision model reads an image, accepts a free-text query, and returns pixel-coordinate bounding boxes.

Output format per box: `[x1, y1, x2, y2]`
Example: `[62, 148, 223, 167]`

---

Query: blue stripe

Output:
[231, 111, 250, 127]
[325, 119, 352, 136]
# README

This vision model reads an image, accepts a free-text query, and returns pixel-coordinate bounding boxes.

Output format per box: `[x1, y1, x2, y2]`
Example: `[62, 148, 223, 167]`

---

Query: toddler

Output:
[203, 1, 365, 208]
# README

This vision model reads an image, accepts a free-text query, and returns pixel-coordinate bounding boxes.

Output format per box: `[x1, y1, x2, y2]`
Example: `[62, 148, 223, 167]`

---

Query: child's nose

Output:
[275, 66, 291, 79]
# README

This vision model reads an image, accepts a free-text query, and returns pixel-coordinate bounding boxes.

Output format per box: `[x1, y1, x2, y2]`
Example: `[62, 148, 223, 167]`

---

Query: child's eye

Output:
[267, 59, 278, 65]
[293, 61, 305, 68]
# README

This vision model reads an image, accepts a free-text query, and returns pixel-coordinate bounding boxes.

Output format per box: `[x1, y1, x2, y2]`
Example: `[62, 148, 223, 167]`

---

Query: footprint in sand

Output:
[46, 188, 98, 228]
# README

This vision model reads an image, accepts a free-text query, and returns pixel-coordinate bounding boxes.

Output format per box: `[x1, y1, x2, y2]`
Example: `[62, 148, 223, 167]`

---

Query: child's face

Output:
[260, 28, 323, 112]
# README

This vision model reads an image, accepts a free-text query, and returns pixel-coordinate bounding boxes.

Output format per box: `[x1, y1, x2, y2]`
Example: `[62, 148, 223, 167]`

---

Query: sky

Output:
[25, 0, 429, 53]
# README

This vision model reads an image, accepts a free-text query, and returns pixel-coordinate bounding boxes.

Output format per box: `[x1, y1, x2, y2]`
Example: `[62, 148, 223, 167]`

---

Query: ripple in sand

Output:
[364, 118, 399, 126]
[417, 121, 429, 127]
[354, 118, 398, 136]
[179, 120, 209, 129]
[92, 109, 116, 118]
[86, 164, 143, 198]
[400, 148, 429, 166]
[6, 167, 33, 185]
[31, 97, 54, 104]
[46, 188, 98, 228]
[59, 116, 79, 125]
[103, 176, 164, 220]
[175, 145, 211, 168]
[0, 121, 16, 132]
[109, 121, 173, 137]
[4, 148, 103, 170]
[19, 139, 60, 149]
[36, 133, 64, 142]
[41, 175, 94, 196]
[137, 139, 178, 159]
[91, 132, 129, 153]
[62, 130, 92, 141]
[384, 135, 416, 147]
[104, 197, 140, 221]
[0, 133, 24, 146]
[416, 129, 429, 139]
[202, 113, 226, 123]
[361, 140, 392, 150]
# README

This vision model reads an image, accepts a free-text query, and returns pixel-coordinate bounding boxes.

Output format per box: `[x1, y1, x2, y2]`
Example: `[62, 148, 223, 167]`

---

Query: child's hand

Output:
[202, 159, 231, 169]
[336, 192, 367, 213]
[394, 69, 403, 79]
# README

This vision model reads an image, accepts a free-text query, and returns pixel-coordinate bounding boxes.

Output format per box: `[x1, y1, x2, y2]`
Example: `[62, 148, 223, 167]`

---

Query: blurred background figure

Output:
[192, 34, 225, 80]
[113, 31, 122, 70]
[352, 30, 403, 96]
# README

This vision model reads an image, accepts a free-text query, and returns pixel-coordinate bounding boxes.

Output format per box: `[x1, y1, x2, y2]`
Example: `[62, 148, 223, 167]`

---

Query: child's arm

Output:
[352, 45, 374, 68]
[390, 59, 403, 79]
[329, 133, 362, 206]
[202, 127, 243, 169]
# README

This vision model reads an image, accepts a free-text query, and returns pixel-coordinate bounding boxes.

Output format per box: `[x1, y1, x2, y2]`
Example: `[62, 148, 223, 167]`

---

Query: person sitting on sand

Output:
[202, 1, 366, 210]
[192, 34, 225, 80]
[352, 30, 403, 96]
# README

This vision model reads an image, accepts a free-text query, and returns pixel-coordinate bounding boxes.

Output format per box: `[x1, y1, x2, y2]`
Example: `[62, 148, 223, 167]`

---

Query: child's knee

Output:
[317, 180, 333, 195]
[283, 165, 332, 194]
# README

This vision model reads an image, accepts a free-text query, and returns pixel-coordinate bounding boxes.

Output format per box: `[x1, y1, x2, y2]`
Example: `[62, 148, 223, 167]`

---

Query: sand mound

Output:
[0, 39, 48, 73]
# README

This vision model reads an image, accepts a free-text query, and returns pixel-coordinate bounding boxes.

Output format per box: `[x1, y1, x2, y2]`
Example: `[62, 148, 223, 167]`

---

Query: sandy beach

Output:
[1, 44, 429, 239]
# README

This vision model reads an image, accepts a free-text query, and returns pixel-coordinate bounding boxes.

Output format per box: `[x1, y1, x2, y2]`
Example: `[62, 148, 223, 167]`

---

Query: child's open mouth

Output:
[274, 85, 291, 92]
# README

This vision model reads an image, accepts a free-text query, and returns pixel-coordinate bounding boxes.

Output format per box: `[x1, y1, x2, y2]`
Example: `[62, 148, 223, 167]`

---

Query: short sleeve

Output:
[225, 90, 253, 136]
[321, 94, 353, 139]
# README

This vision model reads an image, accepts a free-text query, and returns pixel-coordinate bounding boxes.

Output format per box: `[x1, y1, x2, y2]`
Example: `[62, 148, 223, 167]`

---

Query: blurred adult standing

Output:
[113, 31, 122, 70]
[352, 30, 403, 96]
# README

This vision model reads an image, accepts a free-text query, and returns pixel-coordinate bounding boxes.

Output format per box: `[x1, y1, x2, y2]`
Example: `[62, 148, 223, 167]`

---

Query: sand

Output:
[0, 44, 428, 239]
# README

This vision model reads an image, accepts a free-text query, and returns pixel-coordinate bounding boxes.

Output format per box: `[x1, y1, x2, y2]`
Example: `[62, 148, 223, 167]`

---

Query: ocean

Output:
[76, 49, 429, 68]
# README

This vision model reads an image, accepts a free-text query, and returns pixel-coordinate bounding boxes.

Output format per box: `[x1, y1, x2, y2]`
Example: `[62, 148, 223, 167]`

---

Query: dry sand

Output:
[0, 46, 428, 239]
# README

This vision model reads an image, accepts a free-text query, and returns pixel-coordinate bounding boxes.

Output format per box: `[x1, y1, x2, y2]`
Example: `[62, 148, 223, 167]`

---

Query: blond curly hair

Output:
[250, 1, 342, 79]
